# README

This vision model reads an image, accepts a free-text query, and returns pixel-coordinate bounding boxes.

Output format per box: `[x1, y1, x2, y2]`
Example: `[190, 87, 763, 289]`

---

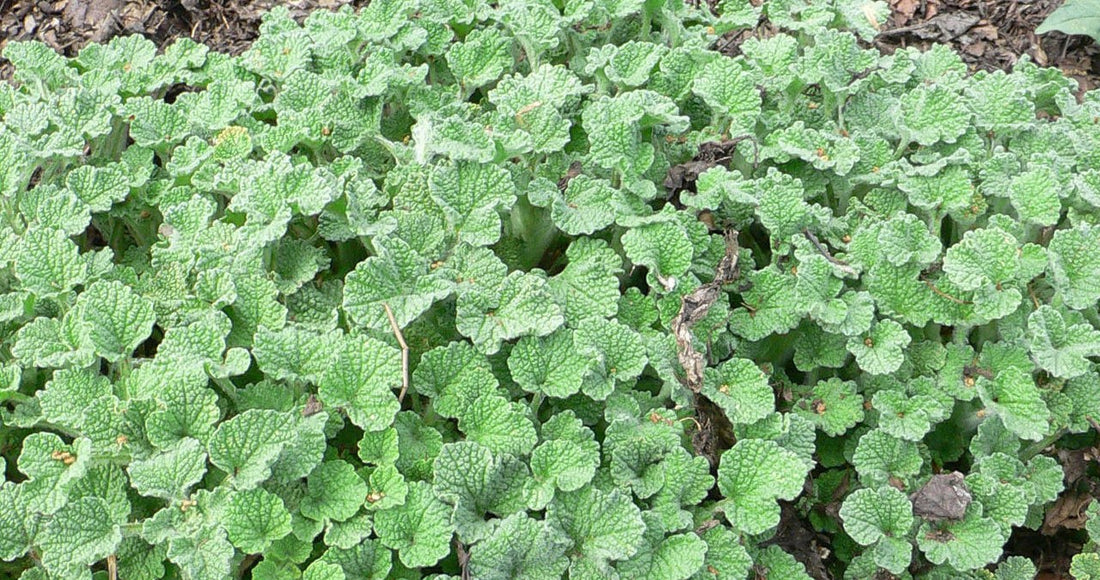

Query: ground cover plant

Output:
[0, 0, 1099, 578]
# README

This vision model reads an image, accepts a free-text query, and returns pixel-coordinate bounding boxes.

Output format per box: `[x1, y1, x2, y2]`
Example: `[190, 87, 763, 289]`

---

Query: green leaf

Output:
[144, 378, 220, 448]
[852, 429, 924, 487]
[127, 438, 208, 500]
[1073, 553, 1100, 580]
[547, 486, 646, 571]
[767, 121, 860, 175]
[581, 95, 655, 177]
[1046, 225, 1100, 310]
[415, 113, 497, 163]
[621, 217, 694, 287]
[320, 540, 392, 580]
[847, 319, 911, 375]
[532, 174, 618, 236]
[20, 186, 91, 236]
[605, 41, 666, 88]
[916, 504, 1004, 571]
[751, 545, 813, 580]
[794, 378, 864, 437]
[395, 412, 444, 483]
[167, 527, 234, 580]
[363, 463, 407, 512]
[490, 64, 588, 115]
[1027, 305, 1100, 379]
[430, 161, 516, 246]
[15, 227, 86, 298]
[1037, 0, 1100, 41]
[467, 512, 570, 580]
[38, 497, 123, 576]
[898, 164, 973, 214]
[78, 280, 157, 363]
[343, 237, 454, 331]
[650, 449, 713, 532]
[115, 537, 167, 580]
[877, 212, 942, 267]
[0, 483, 33, 560]
[977, 367, 1051, 442]
[300, 460, 368, 523]
[943, 227, 1025, 291]
[1010, 167, 1062, 226]
[445, 28, 512, 89]
[413, 341, 500, 419]
[304, 561, 346, 580]
[455, 270, 564, 355]
[2, 41, 77, 91]
[755, 169, 816, 239]
[603, 407, 683, 499]
[698, 525, 753, 579]
[433, 441, 527, 543]
[508, 329, 592, 398]
[498, 1, 561, 60]
[225, 487, 292, 554]
[897, 85, 970, 146]
[374, 481, 454, 568]
[319, 334, 402, 431]
[125, 96, 189, 148]
[839, 487, 915, 574]
[459, 394, 538, 456]
[702, 357, 775, 426]
[574, 318, 648, 401]
[993, 556, 1038, 580]
[692, 56, 761, 132]
[966, 71, 1035, 134]
[525, 412, 600, 509]
[618, 516, 706, 580]
[717, 438, 811, 535]
[547, 237, 624, 323]
[253, 324, 340, 384]
[873, 389, 946, 441]
[65, 164, 130, 213]
[18, 433, 92, 512]
[729, 266, 804, 340]
[37, 367, 111, 430]
[789, 29, 876, 91]
[208, 409, 297, 490]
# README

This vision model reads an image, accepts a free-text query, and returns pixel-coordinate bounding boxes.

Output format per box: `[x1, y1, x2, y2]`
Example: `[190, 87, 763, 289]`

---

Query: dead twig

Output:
[694, 518, 721, 536]
[922, 279, 972, 305]
[455, 537, 471, 580]
[382, 302, 410, 404]
[671, 230, 740, 393]
[107, 555, 117, 580]
[802, 229, 859, 277]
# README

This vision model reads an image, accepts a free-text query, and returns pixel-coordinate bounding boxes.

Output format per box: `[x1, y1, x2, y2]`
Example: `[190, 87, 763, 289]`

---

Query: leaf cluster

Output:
[1, 0, 1099, 579]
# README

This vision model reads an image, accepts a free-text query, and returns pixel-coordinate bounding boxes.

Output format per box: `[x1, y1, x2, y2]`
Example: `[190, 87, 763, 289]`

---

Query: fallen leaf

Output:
[892, 0, 921, 25]
[910, 471, 971, 522]
[1042, 492, 1092, 534]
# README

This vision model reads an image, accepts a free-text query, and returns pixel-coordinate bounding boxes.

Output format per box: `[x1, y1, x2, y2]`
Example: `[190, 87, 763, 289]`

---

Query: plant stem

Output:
[1019, 428, 1066, 461]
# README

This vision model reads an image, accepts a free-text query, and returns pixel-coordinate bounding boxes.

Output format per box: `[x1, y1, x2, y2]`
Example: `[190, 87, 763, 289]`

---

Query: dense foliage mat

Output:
[1, 0, 1099, 579]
